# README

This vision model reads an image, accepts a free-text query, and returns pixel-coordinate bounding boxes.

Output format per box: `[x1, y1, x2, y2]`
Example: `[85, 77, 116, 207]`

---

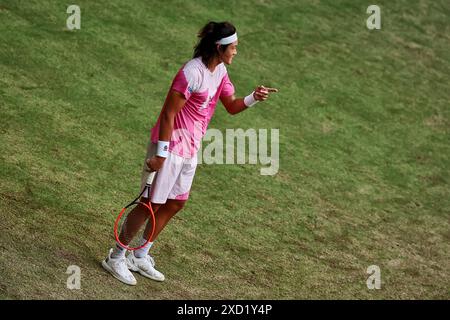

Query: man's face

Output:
[219, 41, 238, 65]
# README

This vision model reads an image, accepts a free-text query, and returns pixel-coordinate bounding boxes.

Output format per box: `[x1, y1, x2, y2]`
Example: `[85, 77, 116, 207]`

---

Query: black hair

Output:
[193, 21, 236, 68]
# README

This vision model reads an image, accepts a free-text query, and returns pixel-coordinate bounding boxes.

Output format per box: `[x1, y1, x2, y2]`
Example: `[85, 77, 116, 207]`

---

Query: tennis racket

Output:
[114, 171, 156, 251]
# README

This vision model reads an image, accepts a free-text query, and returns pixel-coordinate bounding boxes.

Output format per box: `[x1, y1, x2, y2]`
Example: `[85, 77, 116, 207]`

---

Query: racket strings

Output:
[116, 202, 154, 249]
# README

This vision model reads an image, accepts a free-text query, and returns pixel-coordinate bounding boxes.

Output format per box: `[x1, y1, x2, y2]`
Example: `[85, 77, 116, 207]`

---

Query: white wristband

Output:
[244, 91, 258, 107]
[156, 140, 169, 158]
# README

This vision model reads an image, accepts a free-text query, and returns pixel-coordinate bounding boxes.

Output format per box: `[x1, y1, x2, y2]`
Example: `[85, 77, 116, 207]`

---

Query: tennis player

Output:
[102, 21, 278, 285]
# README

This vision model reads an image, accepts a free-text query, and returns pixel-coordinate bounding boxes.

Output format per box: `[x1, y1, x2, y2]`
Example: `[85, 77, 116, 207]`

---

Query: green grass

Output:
[1, 0, 449, 299]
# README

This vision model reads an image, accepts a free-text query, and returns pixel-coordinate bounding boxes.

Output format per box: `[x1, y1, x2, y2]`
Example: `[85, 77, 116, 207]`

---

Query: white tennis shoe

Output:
[127, 252, 165, 282]
[102, 249, 137, 286]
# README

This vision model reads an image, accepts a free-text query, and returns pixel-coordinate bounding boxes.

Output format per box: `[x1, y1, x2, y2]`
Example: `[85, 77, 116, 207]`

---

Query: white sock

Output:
[134, 238, 153, 258]
[111, 243, 127, 259]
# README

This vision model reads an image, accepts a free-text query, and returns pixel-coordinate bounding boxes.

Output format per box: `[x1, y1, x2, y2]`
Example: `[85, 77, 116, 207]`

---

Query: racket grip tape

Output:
[146, 171, 156, 185]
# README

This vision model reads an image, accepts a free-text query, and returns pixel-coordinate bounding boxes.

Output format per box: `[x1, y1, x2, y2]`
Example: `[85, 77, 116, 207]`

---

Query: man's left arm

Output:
[220, 85, 278, 115]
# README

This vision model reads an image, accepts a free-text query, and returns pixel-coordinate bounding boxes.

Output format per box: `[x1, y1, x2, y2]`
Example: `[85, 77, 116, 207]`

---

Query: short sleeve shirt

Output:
[151, 57, 235, 158]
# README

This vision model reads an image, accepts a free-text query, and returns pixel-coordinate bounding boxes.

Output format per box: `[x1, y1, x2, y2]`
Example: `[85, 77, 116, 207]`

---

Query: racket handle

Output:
[146, 171, 156, 186]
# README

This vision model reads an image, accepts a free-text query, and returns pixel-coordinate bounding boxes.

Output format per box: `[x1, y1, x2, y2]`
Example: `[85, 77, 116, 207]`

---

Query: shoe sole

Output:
[127, 260, 165, 282]
[102, 260, 137, 286]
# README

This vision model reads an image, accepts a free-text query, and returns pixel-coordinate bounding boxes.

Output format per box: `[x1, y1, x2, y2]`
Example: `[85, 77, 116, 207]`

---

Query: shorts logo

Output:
[163, 146, 168, 151]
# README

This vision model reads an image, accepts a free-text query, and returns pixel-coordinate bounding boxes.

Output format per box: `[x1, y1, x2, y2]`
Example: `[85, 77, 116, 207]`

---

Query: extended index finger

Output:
[266, 88, 279, 93]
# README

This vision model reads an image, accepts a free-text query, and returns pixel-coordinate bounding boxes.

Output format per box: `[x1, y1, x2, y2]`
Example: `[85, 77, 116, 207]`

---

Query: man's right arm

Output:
[158, 90, 187, 141]
[147, 90, 187, 171]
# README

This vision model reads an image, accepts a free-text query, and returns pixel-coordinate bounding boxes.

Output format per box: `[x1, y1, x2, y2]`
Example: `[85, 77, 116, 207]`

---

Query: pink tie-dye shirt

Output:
[151, 57, 235, 158]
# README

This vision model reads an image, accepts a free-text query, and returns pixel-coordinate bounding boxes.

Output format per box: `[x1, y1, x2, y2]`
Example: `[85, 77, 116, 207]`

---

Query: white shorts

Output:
[140, 142, 197, 204]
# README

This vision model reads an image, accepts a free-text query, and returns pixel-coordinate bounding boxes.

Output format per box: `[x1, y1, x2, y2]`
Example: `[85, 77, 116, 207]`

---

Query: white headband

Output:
[216, 33, 238, 45]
